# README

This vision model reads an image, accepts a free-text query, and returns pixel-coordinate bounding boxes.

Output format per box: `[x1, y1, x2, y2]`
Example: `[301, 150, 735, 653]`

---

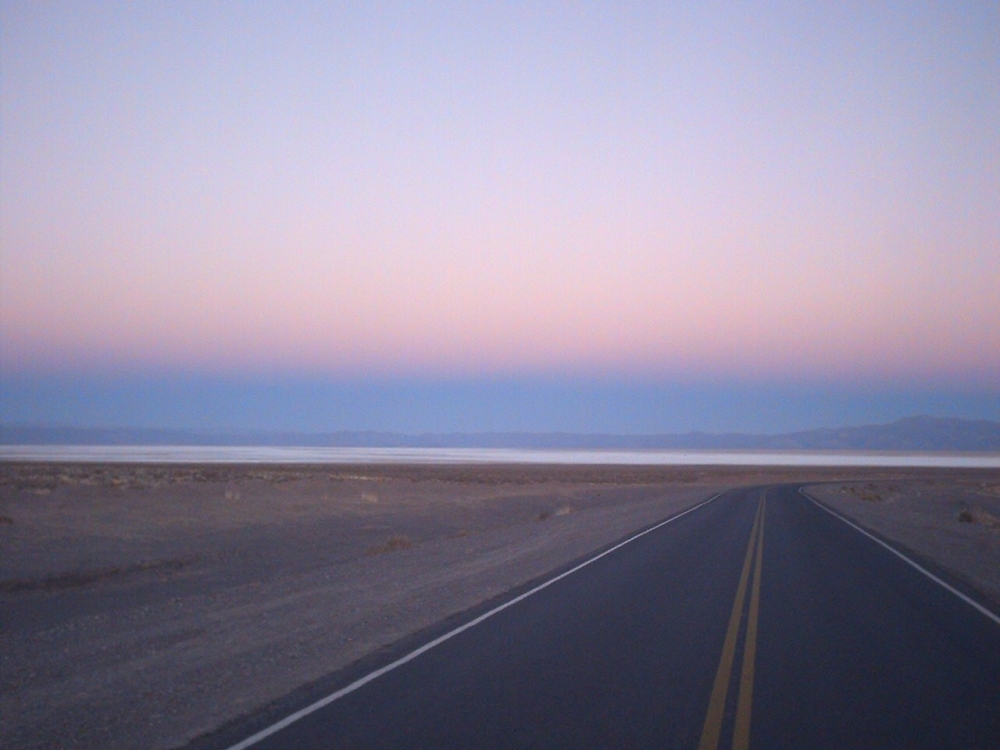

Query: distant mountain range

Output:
[2, 416, 999, 452]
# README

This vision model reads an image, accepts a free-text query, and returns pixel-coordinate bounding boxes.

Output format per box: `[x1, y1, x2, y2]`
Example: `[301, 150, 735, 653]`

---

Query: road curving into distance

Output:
[192, 484, 1000, 750]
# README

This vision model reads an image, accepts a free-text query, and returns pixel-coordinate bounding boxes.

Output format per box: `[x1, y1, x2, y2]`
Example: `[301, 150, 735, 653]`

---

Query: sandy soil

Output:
[1, 463, 997, 749]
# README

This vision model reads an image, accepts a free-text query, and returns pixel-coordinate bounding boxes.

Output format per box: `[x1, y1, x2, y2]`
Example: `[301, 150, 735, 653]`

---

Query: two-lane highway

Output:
[203, 485, 1000, 749]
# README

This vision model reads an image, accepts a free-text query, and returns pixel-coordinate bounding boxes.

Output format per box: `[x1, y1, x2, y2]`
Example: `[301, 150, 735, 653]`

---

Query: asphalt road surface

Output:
[203, 485, 1000, 749]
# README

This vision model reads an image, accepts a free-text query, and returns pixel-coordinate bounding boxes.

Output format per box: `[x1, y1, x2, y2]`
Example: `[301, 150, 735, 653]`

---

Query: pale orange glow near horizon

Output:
[4, 214, 996, 384]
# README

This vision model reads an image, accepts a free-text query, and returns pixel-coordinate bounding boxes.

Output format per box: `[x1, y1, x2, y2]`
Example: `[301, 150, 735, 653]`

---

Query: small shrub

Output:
[957, 509, 974, 523]
[366, 535, 413, 555]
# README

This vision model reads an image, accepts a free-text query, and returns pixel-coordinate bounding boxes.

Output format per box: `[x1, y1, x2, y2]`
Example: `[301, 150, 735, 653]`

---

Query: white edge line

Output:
[222, 491, 724, 750]
[800, 487, 1000, 628]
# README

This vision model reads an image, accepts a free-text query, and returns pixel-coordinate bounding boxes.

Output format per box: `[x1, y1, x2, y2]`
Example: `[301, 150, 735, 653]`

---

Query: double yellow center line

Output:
[698, 496, 766, 750]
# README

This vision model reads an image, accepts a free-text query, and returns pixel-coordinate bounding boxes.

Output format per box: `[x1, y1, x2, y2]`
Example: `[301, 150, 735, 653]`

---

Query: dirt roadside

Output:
[1, 463, 997, 749]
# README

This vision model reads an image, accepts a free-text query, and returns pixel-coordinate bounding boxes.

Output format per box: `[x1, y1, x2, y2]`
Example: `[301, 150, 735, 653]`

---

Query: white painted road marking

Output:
[801, 487, 1000, 628]
[222, 492, 725, 750]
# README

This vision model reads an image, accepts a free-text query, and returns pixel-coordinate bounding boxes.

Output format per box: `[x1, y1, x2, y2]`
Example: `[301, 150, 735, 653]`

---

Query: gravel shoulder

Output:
[2, 463, 997, 749]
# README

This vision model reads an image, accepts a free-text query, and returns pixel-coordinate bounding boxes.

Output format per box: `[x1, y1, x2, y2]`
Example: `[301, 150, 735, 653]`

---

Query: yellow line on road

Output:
[733, 497, 765, 750]
[698, 499, 763, 750]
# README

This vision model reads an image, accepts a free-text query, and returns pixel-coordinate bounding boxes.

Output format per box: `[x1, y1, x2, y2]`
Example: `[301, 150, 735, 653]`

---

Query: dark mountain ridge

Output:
[2, 416, 998, 451]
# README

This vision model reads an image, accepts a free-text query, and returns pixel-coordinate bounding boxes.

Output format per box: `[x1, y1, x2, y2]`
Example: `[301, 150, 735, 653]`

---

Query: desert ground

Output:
[1, 462, 997, 750]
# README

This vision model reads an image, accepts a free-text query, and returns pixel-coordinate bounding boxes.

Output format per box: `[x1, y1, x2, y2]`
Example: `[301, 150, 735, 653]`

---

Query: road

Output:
[202, 485, 1000, 749]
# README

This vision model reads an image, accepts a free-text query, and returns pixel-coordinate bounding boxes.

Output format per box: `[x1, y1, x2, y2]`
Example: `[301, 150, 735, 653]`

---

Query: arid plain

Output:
[1, 462, 998, 750]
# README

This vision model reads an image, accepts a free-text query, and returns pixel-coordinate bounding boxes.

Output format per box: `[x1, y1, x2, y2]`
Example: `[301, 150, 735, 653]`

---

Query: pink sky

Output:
[2, 2, 998, 389]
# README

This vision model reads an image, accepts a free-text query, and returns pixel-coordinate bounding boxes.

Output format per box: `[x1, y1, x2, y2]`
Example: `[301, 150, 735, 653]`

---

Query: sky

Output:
[1, 1, 998, 434]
